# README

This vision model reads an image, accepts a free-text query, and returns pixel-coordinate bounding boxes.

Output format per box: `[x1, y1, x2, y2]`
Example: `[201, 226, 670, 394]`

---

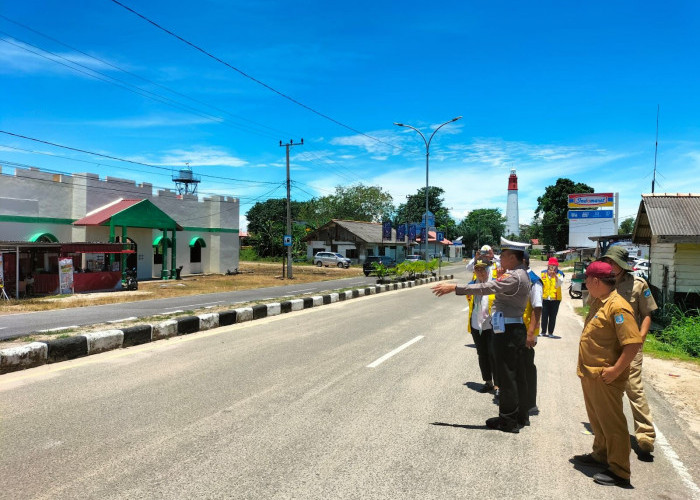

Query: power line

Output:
[0, 144, 277, 190]
[108, 0, 411, 154]
[0, 14, 294, 140]
[0, 130, 281, 185]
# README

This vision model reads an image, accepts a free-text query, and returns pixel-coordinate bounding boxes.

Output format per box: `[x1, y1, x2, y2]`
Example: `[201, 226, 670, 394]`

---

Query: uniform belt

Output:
[504, 317, 523, 324]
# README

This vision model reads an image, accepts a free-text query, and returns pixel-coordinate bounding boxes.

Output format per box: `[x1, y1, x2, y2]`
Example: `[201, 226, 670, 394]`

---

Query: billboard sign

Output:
[568, 210, 614, 219]
[568, 193, 614, 208]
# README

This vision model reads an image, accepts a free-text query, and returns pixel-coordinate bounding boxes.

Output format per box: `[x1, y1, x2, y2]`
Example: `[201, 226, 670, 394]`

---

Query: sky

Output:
[1, 1, 699, 232]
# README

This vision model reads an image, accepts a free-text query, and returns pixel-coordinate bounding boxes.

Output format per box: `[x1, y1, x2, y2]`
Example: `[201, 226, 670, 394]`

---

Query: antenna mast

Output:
[652, 105, 659, 194]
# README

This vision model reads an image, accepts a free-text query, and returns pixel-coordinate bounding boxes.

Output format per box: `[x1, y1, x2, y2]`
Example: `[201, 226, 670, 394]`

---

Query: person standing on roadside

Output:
[540, 257, 565, 337]
[523, 251, 543, 416]
[433, 237, 531, 433]
[465, 256, 498, 394]
[572, 260, 642, 487]
[601, 246, 658, 456]
[465, 244, 499, 280]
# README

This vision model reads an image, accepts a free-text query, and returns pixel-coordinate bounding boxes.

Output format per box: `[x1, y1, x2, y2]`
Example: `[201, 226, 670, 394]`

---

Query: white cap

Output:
[500, 236, 529, 252]
[480, 244, 492, 252]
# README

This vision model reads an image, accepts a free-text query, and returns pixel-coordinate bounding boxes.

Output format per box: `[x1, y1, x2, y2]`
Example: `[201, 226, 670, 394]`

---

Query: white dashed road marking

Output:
[367, 336, 424, 368]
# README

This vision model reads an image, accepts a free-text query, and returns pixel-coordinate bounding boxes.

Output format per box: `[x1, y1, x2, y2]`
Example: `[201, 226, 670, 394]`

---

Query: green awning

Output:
[189, 236, 206, 248]
[153, 235, 172, 247]
[29, 232, 59, 243]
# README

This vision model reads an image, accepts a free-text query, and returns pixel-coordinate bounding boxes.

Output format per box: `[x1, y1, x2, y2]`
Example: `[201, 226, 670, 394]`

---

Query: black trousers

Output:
[523, 346, 537, 411]
[472, 328, 497, 385]
[541, 299, 561, 335]
[492, 323, 529, 427]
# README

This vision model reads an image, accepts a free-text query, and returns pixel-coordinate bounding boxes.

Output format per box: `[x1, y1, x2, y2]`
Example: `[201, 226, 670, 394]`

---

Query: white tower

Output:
[505, 168, 520, 236]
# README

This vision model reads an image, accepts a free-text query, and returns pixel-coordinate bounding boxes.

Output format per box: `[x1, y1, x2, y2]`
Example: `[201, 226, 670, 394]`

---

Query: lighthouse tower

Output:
[505, 168, 520, 236]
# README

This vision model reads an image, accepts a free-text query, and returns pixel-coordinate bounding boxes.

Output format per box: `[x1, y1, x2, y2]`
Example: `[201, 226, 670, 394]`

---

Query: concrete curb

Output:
[0, 274, 453, 374]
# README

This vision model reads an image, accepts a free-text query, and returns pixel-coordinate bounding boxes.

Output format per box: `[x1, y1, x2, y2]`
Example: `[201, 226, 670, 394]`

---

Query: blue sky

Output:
[1, 1, 699, 231]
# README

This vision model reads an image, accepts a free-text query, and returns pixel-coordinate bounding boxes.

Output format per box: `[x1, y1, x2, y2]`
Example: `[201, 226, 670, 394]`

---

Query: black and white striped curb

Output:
[0, 275, 453, 375]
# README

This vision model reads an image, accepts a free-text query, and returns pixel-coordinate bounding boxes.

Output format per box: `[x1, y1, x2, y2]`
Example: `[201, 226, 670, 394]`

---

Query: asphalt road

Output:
[1, 264, 698, 499]
[0, 265, 458, 341]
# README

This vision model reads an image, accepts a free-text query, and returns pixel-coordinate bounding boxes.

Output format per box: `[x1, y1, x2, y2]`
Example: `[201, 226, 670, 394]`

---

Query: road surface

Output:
[1, 264, 698, 499]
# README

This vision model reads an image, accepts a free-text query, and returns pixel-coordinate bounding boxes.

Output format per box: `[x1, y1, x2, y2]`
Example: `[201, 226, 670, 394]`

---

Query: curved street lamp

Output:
[394, 116, 462, 259]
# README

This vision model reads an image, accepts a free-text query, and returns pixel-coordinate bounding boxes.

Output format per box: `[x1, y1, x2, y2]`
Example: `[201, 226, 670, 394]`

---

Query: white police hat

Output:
[500, 236, 529, 253]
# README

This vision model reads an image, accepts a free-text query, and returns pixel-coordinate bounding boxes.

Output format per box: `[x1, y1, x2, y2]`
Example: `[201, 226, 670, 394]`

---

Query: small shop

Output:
[0, 241, 135, 299]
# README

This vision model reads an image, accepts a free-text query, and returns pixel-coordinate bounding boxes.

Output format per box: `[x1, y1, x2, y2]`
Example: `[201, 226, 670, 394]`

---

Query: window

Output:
[154, 245, 163, 265]
[346, 248, 358, 259]
[190, 241, 202, 263]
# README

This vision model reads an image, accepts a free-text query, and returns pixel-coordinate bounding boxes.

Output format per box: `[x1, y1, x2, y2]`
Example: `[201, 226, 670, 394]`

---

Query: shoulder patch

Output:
[614, 314, 624, 324]
[644, 289, 651, 298]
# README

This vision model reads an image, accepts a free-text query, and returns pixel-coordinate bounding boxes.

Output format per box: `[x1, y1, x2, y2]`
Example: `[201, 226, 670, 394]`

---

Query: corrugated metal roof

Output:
[633, 193, 700, 244]
[332, 220, 390, 244]
[73, 199, 142, 226]
[308, 220, 452, 244]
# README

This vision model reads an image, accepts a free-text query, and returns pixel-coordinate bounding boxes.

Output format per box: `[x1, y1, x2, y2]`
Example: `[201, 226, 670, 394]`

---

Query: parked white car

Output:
[632, 259, 649, 278]
[313, 252, 351, 268]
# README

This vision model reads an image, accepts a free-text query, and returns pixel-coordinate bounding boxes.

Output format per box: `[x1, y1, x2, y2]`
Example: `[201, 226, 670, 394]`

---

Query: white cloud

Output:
[85, 115, 222, 128]
[0, 38, 115, 76]
[127, 147, 247, 168]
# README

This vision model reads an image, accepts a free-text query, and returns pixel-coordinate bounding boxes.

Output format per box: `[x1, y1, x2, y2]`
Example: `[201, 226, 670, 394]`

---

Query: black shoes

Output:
[571, 453, 608, 468]
[486, 416, 519, 433]
[479, 382, 495, 393]
[593, 469, 631, 487]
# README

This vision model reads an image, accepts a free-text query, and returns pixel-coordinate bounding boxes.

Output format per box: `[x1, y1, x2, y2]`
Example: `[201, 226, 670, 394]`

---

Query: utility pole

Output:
[279, 138, 303, 279]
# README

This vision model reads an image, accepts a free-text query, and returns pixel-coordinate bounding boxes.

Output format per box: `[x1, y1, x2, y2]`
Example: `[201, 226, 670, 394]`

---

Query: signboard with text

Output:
[568, 193, 614, 208]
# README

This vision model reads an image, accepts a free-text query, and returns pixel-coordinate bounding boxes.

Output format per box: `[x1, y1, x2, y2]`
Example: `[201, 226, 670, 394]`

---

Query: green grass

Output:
[644, 333, 700, 365]
[574, 302, 699, 362]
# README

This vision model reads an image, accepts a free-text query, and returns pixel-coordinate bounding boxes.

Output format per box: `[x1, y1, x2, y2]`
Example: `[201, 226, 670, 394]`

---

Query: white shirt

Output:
[470, 293, 493, 331]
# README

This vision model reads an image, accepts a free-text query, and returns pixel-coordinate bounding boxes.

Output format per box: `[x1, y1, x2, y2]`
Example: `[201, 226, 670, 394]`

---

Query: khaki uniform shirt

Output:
[455, 266, 530, 318]
[577, 290, 642, 389]
[615, 272, 658, 328]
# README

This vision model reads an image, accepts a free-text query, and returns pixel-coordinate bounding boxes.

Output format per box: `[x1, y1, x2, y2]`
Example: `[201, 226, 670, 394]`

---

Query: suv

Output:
[313, 252, 351, 268]
[404, 255, 423, 262]
[363, 256, 396, 276]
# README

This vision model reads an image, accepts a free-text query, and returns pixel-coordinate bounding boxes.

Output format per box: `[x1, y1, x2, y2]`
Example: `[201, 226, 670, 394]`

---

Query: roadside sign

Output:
[436, 231, 445, 242]
[283, 235, 292, 246]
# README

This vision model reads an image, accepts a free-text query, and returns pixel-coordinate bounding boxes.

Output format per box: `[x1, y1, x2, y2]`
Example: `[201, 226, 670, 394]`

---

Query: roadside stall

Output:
[0, 241, 134, 298]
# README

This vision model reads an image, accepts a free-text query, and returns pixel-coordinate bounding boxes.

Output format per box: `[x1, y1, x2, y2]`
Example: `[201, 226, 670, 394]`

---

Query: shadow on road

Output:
[430, 422, 490, 431]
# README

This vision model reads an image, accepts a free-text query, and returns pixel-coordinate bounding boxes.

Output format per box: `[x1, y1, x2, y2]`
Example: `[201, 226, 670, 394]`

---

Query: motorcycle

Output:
[123, 267, 138, 291]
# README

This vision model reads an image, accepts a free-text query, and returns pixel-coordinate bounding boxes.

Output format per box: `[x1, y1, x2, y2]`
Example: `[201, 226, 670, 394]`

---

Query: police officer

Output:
[572, 260, 642, 487]
[601, 246, 658, 455]
[523, 251, 543, 416]
[433, 237, 531, 433]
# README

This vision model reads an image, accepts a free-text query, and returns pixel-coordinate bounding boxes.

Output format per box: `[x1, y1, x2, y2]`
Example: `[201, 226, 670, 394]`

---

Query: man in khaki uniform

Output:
[572, 260, 642, 487]
[601, 246, 658, 454]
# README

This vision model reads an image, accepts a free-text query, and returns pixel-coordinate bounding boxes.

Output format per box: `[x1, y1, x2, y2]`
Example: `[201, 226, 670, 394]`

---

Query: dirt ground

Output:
[0, 261, 363, 313]
[643, 356, 700, 450]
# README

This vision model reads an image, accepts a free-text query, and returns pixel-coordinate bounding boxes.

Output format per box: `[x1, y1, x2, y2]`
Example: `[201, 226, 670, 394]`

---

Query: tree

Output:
[619, 217, 635, 235]
[300, 184, 394, 229]
[518, 217, 543, 244]
[535, 178, 594, 251]
[246, 198, 305, 257]
[455, 208, 506, 252]
[394, 186, 457, 238]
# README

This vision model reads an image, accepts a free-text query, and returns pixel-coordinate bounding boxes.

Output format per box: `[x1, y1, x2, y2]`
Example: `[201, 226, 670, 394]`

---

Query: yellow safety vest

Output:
[466, 293, 495, 334]
[523, 300, 540, 336]
[541, 271, 563, 301]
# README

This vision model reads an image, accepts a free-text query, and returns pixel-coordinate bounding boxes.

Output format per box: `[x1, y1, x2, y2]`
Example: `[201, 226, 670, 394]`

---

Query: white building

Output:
[505, 169, 520, 236]
[0, 166, 239, 282]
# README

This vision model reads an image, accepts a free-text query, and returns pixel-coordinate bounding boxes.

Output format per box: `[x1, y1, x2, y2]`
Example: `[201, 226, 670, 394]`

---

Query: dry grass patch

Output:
[0, 262, 363, 314]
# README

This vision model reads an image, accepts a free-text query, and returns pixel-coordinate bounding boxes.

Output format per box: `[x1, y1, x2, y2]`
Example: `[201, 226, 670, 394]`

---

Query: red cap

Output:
[585, 260, 614, 278]
[548, 257, 559, 266]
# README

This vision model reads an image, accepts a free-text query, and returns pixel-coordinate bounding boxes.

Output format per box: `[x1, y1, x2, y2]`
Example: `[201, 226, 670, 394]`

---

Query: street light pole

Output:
[394, 116, 462, 259]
